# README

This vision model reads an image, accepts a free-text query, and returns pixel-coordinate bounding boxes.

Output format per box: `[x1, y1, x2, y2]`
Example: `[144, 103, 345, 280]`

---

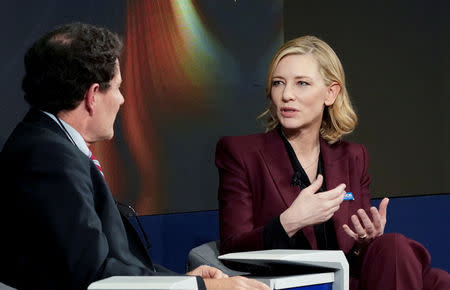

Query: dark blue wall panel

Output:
[133, 210, 220, 273]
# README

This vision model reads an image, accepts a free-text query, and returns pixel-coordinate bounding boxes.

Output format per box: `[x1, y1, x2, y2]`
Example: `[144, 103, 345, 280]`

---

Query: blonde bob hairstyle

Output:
[259, 35, 357, 144]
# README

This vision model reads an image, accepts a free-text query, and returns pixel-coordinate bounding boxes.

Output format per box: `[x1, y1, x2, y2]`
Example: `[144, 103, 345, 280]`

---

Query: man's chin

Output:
[105, 132, 114, 140]
[96, 131, 114, 142]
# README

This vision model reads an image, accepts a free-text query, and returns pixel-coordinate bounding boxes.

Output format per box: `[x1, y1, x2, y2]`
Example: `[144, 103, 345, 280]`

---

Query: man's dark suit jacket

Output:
[0, 109, 201, 290]
[216, 129, 371, 255]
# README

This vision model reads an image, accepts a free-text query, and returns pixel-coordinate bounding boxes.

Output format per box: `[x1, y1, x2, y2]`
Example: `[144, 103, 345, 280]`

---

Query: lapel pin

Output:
[344, 192, 354, 201]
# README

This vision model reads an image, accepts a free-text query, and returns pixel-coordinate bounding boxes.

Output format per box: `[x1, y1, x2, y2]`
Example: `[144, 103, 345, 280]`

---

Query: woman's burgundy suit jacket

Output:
[216, 129, 371, 255]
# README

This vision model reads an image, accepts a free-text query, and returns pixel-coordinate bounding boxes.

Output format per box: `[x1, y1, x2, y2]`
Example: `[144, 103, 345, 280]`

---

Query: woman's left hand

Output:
[342, 197, 389, 244]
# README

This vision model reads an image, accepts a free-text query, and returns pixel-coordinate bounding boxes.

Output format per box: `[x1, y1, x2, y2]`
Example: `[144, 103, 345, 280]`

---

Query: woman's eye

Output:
[272, 80, 283, 86]
[298, 81, 309, 86]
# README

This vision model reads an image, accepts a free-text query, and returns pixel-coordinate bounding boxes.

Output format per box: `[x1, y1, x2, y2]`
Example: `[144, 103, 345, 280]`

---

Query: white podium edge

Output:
[87, 275, 198, 290]
[219, 249, 349, 290]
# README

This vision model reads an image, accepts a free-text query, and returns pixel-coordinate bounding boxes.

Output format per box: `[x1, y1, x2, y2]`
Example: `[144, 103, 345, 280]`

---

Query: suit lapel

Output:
[260, 130, 317, 248]
[320, 139, 352, 252]
[260, 130, 299, 207]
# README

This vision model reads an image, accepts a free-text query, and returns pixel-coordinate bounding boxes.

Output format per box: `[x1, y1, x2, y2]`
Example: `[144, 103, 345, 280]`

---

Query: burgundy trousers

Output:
[350, 233, 450, 290]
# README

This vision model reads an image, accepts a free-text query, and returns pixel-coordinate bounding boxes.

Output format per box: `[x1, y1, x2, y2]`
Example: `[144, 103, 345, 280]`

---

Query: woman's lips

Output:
[280, 107, 298, 118]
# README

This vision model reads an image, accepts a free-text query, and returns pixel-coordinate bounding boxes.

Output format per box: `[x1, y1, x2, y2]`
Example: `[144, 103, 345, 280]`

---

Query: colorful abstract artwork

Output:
[96, 0, 283, 215]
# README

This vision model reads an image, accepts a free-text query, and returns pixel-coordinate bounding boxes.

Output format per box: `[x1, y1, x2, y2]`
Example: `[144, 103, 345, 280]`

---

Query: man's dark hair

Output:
[22, 22, 123, 113]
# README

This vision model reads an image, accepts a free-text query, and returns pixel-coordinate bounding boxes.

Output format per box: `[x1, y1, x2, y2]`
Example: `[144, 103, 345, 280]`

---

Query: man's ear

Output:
[84, 83, 100, 116]
[325, 82, 341, 106]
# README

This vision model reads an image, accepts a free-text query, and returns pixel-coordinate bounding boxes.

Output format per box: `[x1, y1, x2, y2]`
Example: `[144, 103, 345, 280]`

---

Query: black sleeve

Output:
[196, 276, 206, 290]
[263, 216, 291, 249]
[346, 242, 370, 278]
[263, 216, 312, 250]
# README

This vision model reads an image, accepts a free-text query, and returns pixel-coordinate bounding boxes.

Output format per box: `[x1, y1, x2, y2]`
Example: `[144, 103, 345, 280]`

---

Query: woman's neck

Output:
[282, 126, 320, 156]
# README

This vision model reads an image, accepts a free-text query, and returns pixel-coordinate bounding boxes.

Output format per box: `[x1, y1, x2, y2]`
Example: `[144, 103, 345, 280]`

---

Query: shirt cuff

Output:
[263, 215, 291, 249]
[196, 276, 206, 290]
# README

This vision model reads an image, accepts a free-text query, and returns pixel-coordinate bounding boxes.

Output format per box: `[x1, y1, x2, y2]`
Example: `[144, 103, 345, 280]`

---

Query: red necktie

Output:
[90, 152, 104, 177]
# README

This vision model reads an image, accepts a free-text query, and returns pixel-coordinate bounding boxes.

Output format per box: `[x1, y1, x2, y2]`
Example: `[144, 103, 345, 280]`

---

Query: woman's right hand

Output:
[280, 174, 346, 237]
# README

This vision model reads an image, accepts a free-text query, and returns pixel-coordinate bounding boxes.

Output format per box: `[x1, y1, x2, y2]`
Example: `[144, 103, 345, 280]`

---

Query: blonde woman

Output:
[216, 36, 449, 289]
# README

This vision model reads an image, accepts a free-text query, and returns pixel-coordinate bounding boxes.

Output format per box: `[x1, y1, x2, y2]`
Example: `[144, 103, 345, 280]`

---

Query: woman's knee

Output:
[367, 233, 430, 264]
[369, 233, 407, 252]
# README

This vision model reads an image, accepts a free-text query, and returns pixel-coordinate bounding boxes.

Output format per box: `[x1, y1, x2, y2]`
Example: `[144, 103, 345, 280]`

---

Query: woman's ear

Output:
[84, 83, 100, 116]
[325, 82, 341, 106]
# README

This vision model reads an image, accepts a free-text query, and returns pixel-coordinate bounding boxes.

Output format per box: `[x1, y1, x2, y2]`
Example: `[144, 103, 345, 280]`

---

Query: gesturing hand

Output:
[280, 174, 346, 237]
[342, 197, 389, 243]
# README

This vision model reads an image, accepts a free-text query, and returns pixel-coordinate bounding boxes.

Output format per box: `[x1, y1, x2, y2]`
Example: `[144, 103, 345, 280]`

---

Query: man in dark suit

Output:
[0, 23, 268, 290]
